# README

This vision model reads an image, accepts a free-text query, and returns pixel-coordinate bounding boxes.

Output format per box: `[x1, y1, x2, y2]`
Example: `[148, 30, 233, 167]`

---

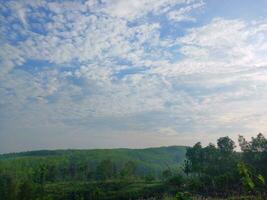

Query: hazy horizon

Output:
[1, 0, 267, 154]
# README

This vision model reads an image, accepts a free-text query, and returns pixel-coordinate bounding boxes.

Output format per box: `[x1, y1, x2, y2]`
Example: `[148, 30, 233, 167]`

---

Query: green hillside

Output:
[0, 146, 187, 177]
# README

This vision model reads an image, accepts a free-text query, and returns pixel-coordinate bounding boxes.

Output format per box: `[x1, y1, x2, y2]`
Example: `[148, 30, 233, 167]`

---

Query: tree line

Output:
[0, 159, 140, 200]
[177, 133, 267, 198]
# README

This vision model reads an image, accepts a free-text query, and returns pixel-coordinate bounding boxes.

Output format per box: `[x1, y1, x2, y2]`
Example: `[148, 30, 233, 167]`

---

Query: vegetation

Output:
[0, 134, 267, 199]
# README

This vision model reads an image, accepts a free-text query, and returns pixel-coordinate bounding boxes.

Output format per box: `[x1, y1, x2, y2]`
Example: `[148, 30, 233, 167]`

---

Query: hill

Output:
[0, 146, 187, 177]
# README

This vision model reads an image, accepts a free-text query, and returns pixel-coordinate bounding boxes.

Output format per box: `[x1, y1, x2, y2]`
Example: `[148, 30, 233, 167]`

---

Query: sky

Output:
[1, 0, 267, 153]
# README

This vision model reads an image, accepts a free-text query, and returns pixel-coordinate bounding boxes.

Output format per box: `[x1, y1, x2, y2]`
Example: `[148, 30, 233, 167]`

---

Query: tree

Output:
[250, 133, 267, 152]
[0, 171, 17, 200]
[183, 160, 191, 176]
[33, 163, 49, 200]
[185, 137, 240, 195]
[185, 142, 203, 174]
[33, 163, 48, 184]
[68, 155, 78, 180]
[162, 169, 172, 180]
[17, 180, 35, 200]
[217, 136, 236, 153]
[96, 160, 117, 180]
[120, 161, 137, 179]
[91, 187, 104, 200]
[238, 133, 267, 185]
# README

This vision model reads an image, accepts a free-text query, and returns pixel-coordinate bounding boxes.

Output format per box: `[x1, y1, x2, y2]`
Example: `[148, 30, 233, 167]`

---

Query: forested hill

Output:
[0, 146, 187, 176]
[1, 134, 267, 200]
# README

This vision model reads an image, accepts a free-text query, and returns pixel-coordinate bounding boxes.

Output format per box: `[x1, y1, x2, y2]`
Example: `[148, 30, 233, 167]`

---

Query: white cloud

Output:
[100, 0, 190, 20]
[1, 0, 267, 152]
[167, 0, 204, 22]
[151, 18, 267, 76]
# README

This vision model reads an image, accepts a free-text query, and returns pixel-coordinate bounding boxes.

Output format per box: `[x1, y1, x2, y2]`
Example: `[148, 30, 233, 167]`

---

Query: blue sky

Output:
[1, 0, 267, 153]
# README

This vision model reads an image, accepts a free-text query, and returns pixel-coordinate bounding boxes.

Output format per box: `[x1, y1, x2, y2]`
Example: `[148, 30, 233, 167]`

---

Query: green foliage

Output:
[0, 146, 186, 200]
[183, 160, 191, 176]
[217, 136, 236, 153]
[238, 133, 267, 178]
[17, 179, 35, 200]
[91, 187, 104, 200]
[257, 174, 265, 185]
[182, 133, 267, 198]
[168, 174, 184, 188]
[238, 162, 255, 191]
[237, 133, 267, 196]
[0, 171, 17, 200]
[0, 146, 187, 179]
[95, 159, 117, 180]
[184, 137, 241, 196]
[175, 192, 192, 200]
[120, 161, 137, 179]
[1, 134, 267, 199]
[144, 173, 155, 183]
[162, 169, 172, 180]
